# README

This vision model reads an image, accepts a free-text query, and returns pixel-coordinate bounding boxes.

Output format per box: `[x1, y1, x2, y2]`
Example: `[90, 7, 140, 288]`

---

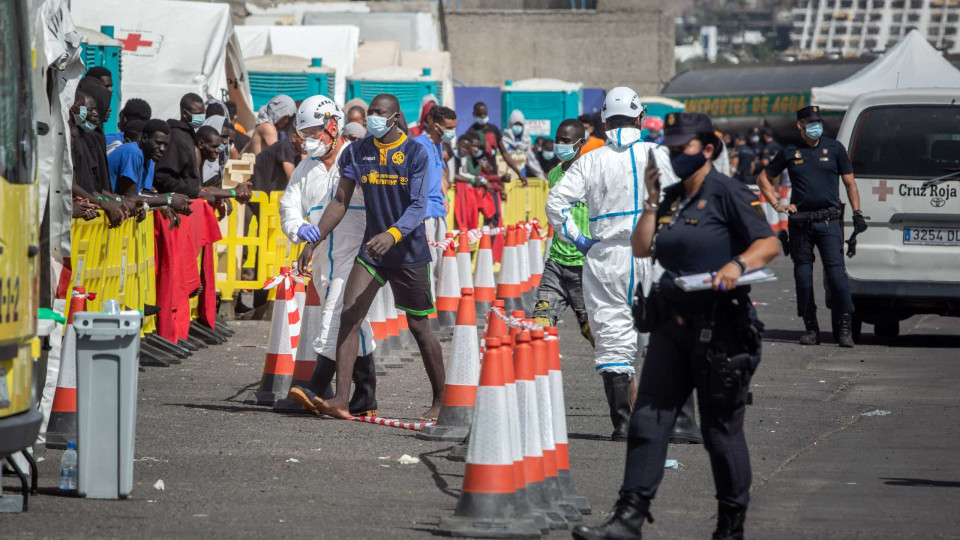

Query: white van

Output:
[836, 88, 960, 340]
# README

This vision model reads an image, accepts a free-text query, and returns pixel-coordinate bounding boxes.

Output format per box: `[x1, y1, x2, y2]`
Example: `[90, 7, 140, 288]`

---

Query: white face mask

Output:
[304, 137, 330, 158]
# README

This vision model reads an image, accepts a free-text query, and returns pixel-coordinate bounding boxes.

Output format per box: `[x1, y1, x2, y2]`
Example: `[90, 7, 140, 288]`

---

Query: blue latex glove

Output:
[298, 224, 320, 243]
[572, 233, 597, 255]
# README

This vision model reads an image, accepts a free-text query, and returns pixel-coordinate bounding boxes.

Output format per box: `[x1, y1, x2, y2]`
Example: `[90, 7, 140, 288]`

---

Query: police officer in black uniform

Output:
[757, 106, 868, 348]
[572, 113, 780, 540]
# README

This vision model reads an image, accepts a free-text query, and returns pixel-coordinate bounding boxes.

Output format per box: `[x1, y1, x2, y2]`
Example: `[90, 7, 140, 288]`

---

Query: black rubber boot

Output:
[348, 353, 379, 416]
[571, 491, 652, 540]
[712, 503, 746, 540]
[799, 316, 821, 345]
[602, 372, 632, 441]
[670, 393, 703, 444]
[836, 312, 854, 348]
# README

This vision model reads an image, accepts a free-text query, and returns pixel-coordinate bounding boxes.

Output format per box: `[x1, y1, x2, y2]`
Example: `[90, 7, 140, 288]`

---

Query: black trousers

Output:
[621, 313, 753, 509]
[788, 217, 854, 318]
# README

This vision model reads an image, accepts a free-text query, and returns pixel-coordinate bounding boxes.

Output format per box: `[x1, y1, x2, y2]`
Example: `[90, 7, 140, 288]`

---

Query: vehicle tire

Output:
[852, 312, 863, 343]
[874, 319, 900, 339]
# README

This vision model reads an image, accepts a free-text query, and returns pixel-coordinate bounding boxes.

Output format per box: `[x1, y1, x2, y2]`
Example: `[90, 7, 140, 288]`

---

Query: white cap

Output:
[296, 95, 343, 132]
[601, 87, 644, 122]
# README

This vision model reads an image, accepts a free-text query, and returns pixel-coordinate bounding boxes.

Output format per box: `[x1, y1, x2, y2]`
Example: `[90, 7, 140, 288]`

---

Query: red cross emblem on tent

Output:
[119, 33, 152, 52]
[872, 180, 894, 202]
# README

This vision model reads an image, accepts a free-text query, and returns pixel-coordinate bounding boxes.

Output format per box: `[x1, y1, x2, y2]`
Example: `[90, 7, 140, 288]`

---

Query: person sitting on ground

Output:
[107, 98, 152, 152]
[310, 93, 446, 422]
[250, 94, 296, 154]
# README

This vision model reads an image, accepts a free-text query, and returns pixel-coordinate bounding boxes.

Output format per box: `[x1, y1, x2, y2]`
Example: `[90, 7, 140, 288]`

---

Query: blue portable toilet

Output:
[78, 26, 122, 134]
[346, 66, 440, 127]
[247, 55, 337, 110]
[501, 78, 582, 142]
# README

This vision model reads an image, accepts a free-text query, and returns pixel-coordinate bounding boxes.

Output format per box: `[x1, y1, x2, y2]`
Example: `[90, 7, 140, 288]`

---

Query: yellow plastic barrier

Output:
[214, 191, 305, 302]
[68, 211, 157, 335]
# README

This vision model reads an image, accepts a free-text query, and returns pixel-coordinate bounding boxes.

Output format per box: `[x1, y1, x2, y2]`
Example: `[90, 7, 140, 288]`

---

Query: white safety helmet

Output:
[601, 87, 644, 122]
[296, 95, 343, 133]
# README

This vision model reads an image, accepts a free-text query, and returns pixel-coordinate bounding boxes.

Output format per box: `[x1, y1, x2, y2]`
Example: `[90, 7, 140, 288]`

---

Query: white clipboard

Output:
[674, 267, 777, 292]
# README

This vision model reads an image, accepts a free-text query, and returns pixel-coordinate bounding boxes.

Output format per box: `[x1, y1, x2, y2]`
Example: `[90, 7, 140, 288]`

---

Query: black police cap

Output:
[662, 112, 715, 147]
[797, 105, 822, 122]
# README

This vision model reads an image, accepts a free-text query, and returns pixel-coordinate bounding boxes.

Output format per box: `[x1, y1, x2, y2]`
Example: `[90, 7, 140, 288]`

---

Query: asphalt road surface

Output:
[7, 255, 960, 539]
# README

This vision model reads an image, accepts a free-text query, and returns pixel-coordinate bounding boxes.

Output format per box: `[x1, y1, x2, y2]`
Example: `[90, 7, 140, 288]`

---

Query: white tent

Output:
[235, 25, 360, 105]
[70, 0, 255, 127]
[812, 30, 960, 111]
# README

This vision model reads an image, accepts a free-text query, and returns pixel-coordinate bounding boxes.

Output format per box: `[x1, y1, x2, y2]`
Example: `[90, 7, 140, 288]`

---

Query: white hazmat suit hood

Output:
[545, 125, 679, 375]
[279, 143, 376, 359]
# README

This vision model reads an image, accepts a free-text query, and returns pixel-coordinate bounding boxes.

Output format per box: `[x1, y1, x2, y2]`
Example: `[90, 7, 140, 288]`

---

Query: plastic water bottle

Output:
[59, 441, 78, 491]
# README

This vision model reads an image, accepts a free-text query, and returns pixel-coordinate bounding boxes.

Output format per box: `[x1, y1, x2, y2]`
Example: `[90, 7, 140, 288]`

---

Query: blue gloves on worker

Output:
[572, 233, 597, 255]
[298, 224, 321, 243]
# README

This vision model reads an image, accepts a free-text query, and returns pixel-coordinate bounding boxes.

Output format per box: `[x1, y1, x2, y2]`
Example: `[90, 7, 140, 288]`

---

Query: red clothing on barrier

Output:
[154, 200, 222, 342]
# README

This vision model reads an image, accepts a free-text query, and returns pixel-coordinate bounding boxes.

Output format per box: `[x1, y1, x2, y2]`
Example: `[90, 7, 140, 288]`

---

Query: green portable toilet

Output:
[501, 78, 582, 142]
[247, 55, 337, 110]
[78, 26, 122, 134]
[346, 66, 440, 127]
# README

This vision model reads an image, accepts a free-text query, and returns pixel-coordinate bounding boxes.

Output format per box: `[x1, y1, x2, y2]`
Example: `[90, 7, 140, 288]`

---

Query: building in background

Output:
[789, 0, 960, 57]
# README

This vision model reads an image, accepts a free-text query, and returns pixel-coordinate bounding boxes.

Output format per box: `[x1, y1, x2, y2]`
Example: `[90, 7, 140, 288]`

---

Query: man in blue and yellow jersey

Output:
[311, 94, 445, 422]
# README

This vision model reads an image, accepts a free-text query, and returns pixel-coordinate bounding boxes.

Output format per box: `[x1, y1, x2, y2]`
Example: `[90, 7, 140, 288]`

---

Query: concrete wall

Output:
[445, 5, 674, 95]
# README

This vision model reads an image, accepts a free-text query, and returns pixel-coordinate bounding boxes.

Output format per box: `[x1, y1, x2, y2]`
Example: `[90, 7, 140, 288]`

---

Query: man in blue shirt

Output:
[311, 94, 445, 422]
[412, 105, 457, 284]
[107, 119, 192, 214]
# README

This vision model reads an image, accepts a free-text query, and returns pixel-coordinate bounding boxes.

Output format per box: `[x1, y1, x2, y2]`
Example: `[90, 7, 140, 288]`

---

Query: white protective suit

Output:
[279, 143, 376, 359]
[545, 127, 679, 375]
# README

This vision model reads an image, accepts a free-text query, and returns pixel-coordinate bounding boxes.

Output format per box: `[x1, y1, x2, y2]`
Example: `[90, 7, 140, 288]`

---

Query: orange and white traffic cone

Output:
[371, 289, 403, 369]
[527, 225, 544, 302]
[293, 280, 307, 319]
[246, 269, 301, 406]
[496, 226, 524, 316]
[436, 337, 542, 538]
[435, 234, 461, 332]
[517, 224, 534, 317]
[383, 285, 409, 361]
[546, 326, 590, 514]
[456, 231, 474, 291]
[397, 311, 418, 361]
[418, 288, 480, 442]
[779, 185, 791, 231]
[47, 286, 92, 450]
[531, 328, 581, 522]
[473, 227, 497, 319]
[274, 279, 322, 412]
[514, 331, 567, 529]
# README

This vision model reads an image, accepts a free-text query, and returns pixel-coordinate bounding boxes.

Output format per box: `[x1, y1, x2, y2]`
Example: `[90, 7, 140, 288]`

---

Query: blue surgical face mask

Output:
[453, 147, 461, 159]
[475, 116, 488, 126]
[218, 143, 228, 153]
[511, 124, 523, 136]
[474, 149, 484, 158]
[73, 105, 87, 123]
[190, 114, 205, 129]
[805, 122, 823, 140]
[366, 114, 394, 138]
[442, 129, 456, 142]
[542, 150, 556, 161]
[555, 142, 579, 162]
[78, 119, 96, 133]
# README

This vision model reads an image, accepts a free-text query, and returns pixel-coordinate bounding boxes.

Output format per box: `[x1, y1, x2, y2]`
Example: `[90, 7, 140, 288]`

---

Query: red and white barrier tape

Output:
[427, 225, 507, 250]
[490, 307, 544, 332]
[72, 289, 97, 300]
[346, 415, 436, 431]
[262, 271, 305, 290]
